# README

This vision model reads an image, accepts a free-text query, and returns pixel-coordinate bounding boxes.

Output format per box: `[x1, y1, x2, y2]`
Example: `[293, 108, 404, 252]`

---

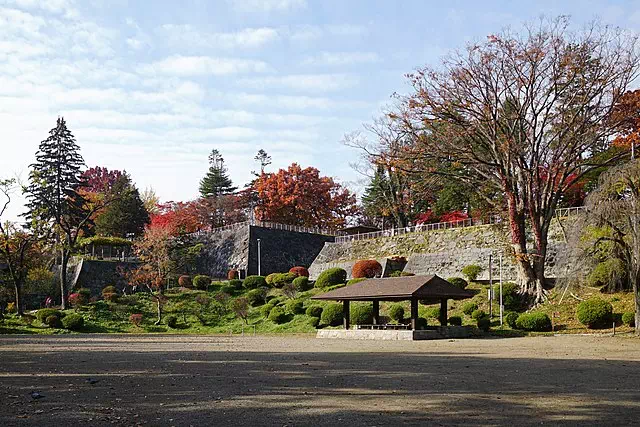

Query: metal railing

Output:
[188, 220, 338, 238]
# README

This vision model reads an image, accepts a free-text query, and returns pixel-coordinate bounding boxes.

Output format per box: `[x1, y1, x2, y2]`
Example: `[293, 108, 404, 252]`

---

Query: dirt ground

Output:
[1, 334, 640, 426]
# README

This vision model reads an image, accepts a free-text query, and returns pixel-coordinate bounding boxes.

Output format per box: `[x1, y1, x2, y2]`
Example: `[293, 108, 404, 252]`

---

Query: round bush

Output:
[285, 299, 304, 315]
[37, 308, 63, 323]
[505, 311, 519, 328]
[102, 285, 117, 296]
[265, 273, 278, 286]
[415, 317, 428, 330]
[228, 279, 243, 290]
[45, 315, 61, 328]
[289, 266, 309, 277]
[309, 317, 320, 328]
[462, 264, 483, 281]
[462, 302, 478, 316]
[576, 298, 613, 329]
[515, 312, 552, 331]
[387, 303, 404, 323]
[293, 276, 311, 292]
[272, 272, 297, 288]
[246, 288, 267, 306]
[61, 313, 84, 331]
[228, 270, 239, 280]
[305, 306, 323, 318]
[477, 317, 491, 332]
[315, 268, 347, 289]
[350, 303, 373, 325]
[347, 278, 366, 286]
[448, 315, 462, 326]
[447, 277, 468, 290]
[471, 309, 487, 321]
[493, 282, 521, 311]
[352, 260, 383, 279]
[243, 275, 267, 289]
[622, 312, 635, 327]
[260, 303, 275, 318]
[587, 258, 625, 288]
[320, 303, 344, 326]
[193, 275, 211, 290]
[422, 306, 441, 320]
[166, 315, 178, 328]
[220, 284, 235, 294]
[178, 275, 192, 288]
[268, 307, 287, 324]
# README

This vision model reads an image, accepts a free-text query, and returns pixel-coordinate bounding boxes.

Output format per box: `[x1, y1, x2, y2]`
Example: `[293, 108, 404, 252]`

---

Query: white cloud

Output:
[228, 0, 306, 13]
[138, 55, 272, 76]
[238, 74, 359, 93]
[288, 24, 368, 42]
[302, 51, 380, 66]
[230, 92, 372, 111]
[160, 24, 280, 49]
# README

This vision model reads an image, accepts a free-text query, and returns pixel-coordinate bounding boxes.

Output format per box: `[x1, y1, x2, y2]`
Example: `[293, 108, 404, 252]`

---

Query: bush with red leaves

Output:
[352, 260, 383, 279]
[289, 266, 309, 277]
[228, 269, 239, 280]
[178, 275, 192, 288]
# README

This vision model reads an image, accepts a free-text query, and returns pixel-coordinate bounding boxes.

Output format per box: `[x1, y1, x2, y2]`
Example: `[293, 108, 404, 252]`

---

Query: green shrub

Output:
[448, 316, 462, 326]
[260, 304, 275, 318]
[320, 303, 344, 326]
[462, 302, 478, 316]
[166, 315, 178, 328]
[61, 313, 84, 330]
[101, 285, 118, 302]
[622, 312, 635, 327]
[587, 258, 625, 288]
[309, 317, 320, 328]
[102, 285, 117, 295]
[315, 268, 347, 289]
[471, 309, 486, 321]
[462, 264, 483, 281]
[305, 306, 323, 318]
[246, 288, 267, 306]
[576, 298, 613, 329]
[77, 288, 91, 299]
[423, 306, 441, 320]
[228, 279, 243, 290]
[37, 308, 63, 323]
[515, 312, 552, 331]
[415, 317, 428, 330]
[265, 273, 278, 286]
[477, 317, 490, 332]
[285, 299, 304, 315]
[193, 275, 211, 290]
[268, 307, 287, 324]
[272, 272, 298, 288]
[493, 282, 521, 311]
[243, 275, 267, 289]
[505, 311, 519, 328]
[220, 284, 235, 294]
[388, 304, 405, 322]
[45, 315, 61, 328]
[447, 277, 468, 290]
[293, 276, 311, 292]
[347, 278, 366, 286]
[350, 303, 373, 325]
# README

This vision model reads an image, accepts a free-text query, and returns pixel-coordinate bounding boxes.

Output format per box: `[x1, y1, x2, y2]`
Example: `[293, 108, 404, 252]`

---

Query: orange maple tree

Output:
[253, 163, 357, 229]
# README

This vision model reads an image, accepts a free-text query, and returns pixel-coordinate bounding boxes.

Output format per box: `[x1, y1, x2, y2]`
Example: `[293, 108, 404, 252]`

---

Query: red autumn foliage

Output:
[129, 313, 143, 327]
[178, 275, 192, 288]
[228, 269, 239, 280]
[439, 211, 469, 223]
[82, 166, 125, 194]
[352, 259, 383, 279]
[289, 266, 309, 277]
[253, 163, 357, 229]
[610, 89, 640, 150]
[415, 210, 435, 225]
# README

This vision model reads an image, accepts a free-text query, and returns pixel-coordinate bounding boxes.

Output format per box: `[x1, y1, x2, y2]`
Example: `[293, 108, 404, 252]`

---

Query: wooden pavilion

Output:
[312, 275, 473, 330]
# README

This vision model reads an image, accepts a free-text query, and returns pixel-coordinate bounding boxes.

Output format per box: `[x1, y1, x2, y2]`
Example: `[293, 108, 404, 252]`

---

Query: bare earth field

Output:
[1, 335, 640, 426]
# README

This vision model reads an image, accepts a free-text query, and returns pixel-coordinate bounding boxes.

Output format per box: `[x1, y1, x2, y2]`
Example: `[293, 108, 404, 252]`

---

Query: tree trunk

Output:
[59, 249, 69, 310]
[13, 280, 23, 315]
[155, 297, 163, 325]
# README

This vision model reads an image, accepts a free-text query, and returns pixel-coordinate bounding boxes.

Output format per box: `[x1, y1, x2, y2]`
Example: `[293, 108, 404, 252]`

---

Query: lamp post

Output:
[257, 238, 261, 276]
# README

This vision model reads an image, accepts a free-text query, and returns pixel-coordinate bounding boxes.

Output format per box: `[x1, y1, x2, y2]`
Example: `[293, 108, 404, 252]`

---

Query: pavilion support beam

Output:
[372, 300, 380, 325]
[343, 300, 350, 330]
[439, 298, 448, 326]
[410, 298, 418, 330]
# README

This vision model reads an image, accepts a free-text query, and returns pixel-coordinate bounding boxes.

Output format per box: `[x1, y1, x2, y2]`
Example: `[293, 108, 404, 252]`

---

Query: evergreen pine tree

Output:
[94, 174, 150, 238]
[199, 149, 237, 198]
[25, 117, 92, 309]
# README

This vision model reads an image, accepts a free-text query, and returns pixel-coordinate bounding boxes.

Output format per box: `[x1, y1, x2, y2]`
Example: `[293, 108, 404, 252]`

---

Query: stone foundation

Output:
[316, 326, 472, 340]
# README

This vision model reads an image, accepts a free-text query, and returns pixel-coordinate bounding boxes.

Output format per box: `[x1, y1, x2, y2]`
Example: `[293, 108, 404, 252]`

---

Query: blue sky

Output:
[1, 0, 640, 220]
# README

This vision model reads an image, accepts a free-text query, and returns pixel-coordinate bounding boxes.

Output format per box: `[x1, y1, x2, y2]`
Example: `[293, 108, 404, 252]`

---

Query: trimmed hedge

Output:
[352, 260, 382, 279]
[260, 304, 275, 318]
[243, 275, 267, 289]
[347, 278, 367, 286]
[193, 275, 211, 290]
[305, 306, 323, 318]
[505, 311, 519, 328]
[493, 282, 521, 311]
[622, 312, 635, 327]
[447, 277, 468, 290]
[448, 316, 462, 326]
[462, 302, 478, 316]
[265, 273, 278, 286]
[272, 272, 297, 288]
[178, 275, 192, 288]
[268, 307, 287, 324]
[166, 315, 178, 328]
[37, 308, 64, 323]
[471, 309, 486, 321]
[477, 317, 491, 332]
[350, 303, 373, 325]
[415, 317, 428, 330]
[576, 298, 613, 329]
[320, 303, 343, 326]
[515, 312, 552, 331]
[315, 268, 347, 289]
[45, 315, 61, 328]
[388, 304, 404, 322]
[228, 279, 243, 290]
[462, 264, 483, 281]
[246, 288, 267, 306]
[61, 313, 84, 331]
[78, 236, 132, 248]
[310, 317, 320, 328]
[220, 284, 235, 295]
[289, 266, 309, 277]
[285, 299, 304, 315]
[293, 276, 312, 292]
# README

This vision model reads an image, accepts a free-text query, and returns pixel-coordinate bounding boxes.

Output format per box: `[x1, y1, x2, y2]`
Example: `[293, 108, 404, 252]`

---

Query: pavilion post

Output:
[410, 298, 418, 330]
[343, 300, 350, 330]
[439, 298, 448, 326]
[372, 300, 380, 325]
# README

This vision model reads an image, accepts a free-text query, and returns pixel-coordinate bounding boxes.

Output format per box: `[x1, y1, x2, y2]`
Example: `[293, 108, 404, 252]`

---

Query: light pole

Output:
[257, 238, 261, 276]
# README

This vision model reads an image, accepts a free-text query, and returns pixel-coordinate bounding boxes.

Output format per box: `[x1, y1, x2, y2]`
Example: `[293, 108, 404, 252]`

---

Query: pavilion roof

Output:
[311, 275, 473, 302]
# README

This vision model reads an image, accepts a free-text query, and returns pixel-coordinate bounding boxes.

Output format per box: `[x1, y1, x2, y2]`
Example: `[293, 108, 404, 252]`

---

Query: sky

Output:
[2, 0, 640, 221]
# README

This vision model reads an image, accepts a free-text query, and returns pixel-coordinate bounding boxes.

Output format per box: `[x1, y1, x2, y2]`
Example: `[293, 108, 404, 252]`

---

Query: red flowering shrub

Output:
[68, 293, 81, 307]
[352, 260, 383, 279]
[178, 275, 192, 288]
[439, 211, 469, 223]
[129, 313, 143, 327]
[289, 266, 309, 277]
[228, 270, 239, 280]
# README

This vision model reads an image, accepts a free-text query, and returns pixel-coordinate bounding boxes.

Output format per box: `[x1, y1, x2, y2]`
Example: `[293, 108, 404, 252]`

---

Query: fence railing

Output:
[187, 220, 338, 238]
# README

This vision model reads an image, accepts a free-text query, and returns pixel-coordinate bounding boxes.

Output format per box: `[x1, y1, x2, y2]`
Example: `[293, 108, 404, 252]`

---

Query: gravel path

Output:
[1, 334, 639, 426]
